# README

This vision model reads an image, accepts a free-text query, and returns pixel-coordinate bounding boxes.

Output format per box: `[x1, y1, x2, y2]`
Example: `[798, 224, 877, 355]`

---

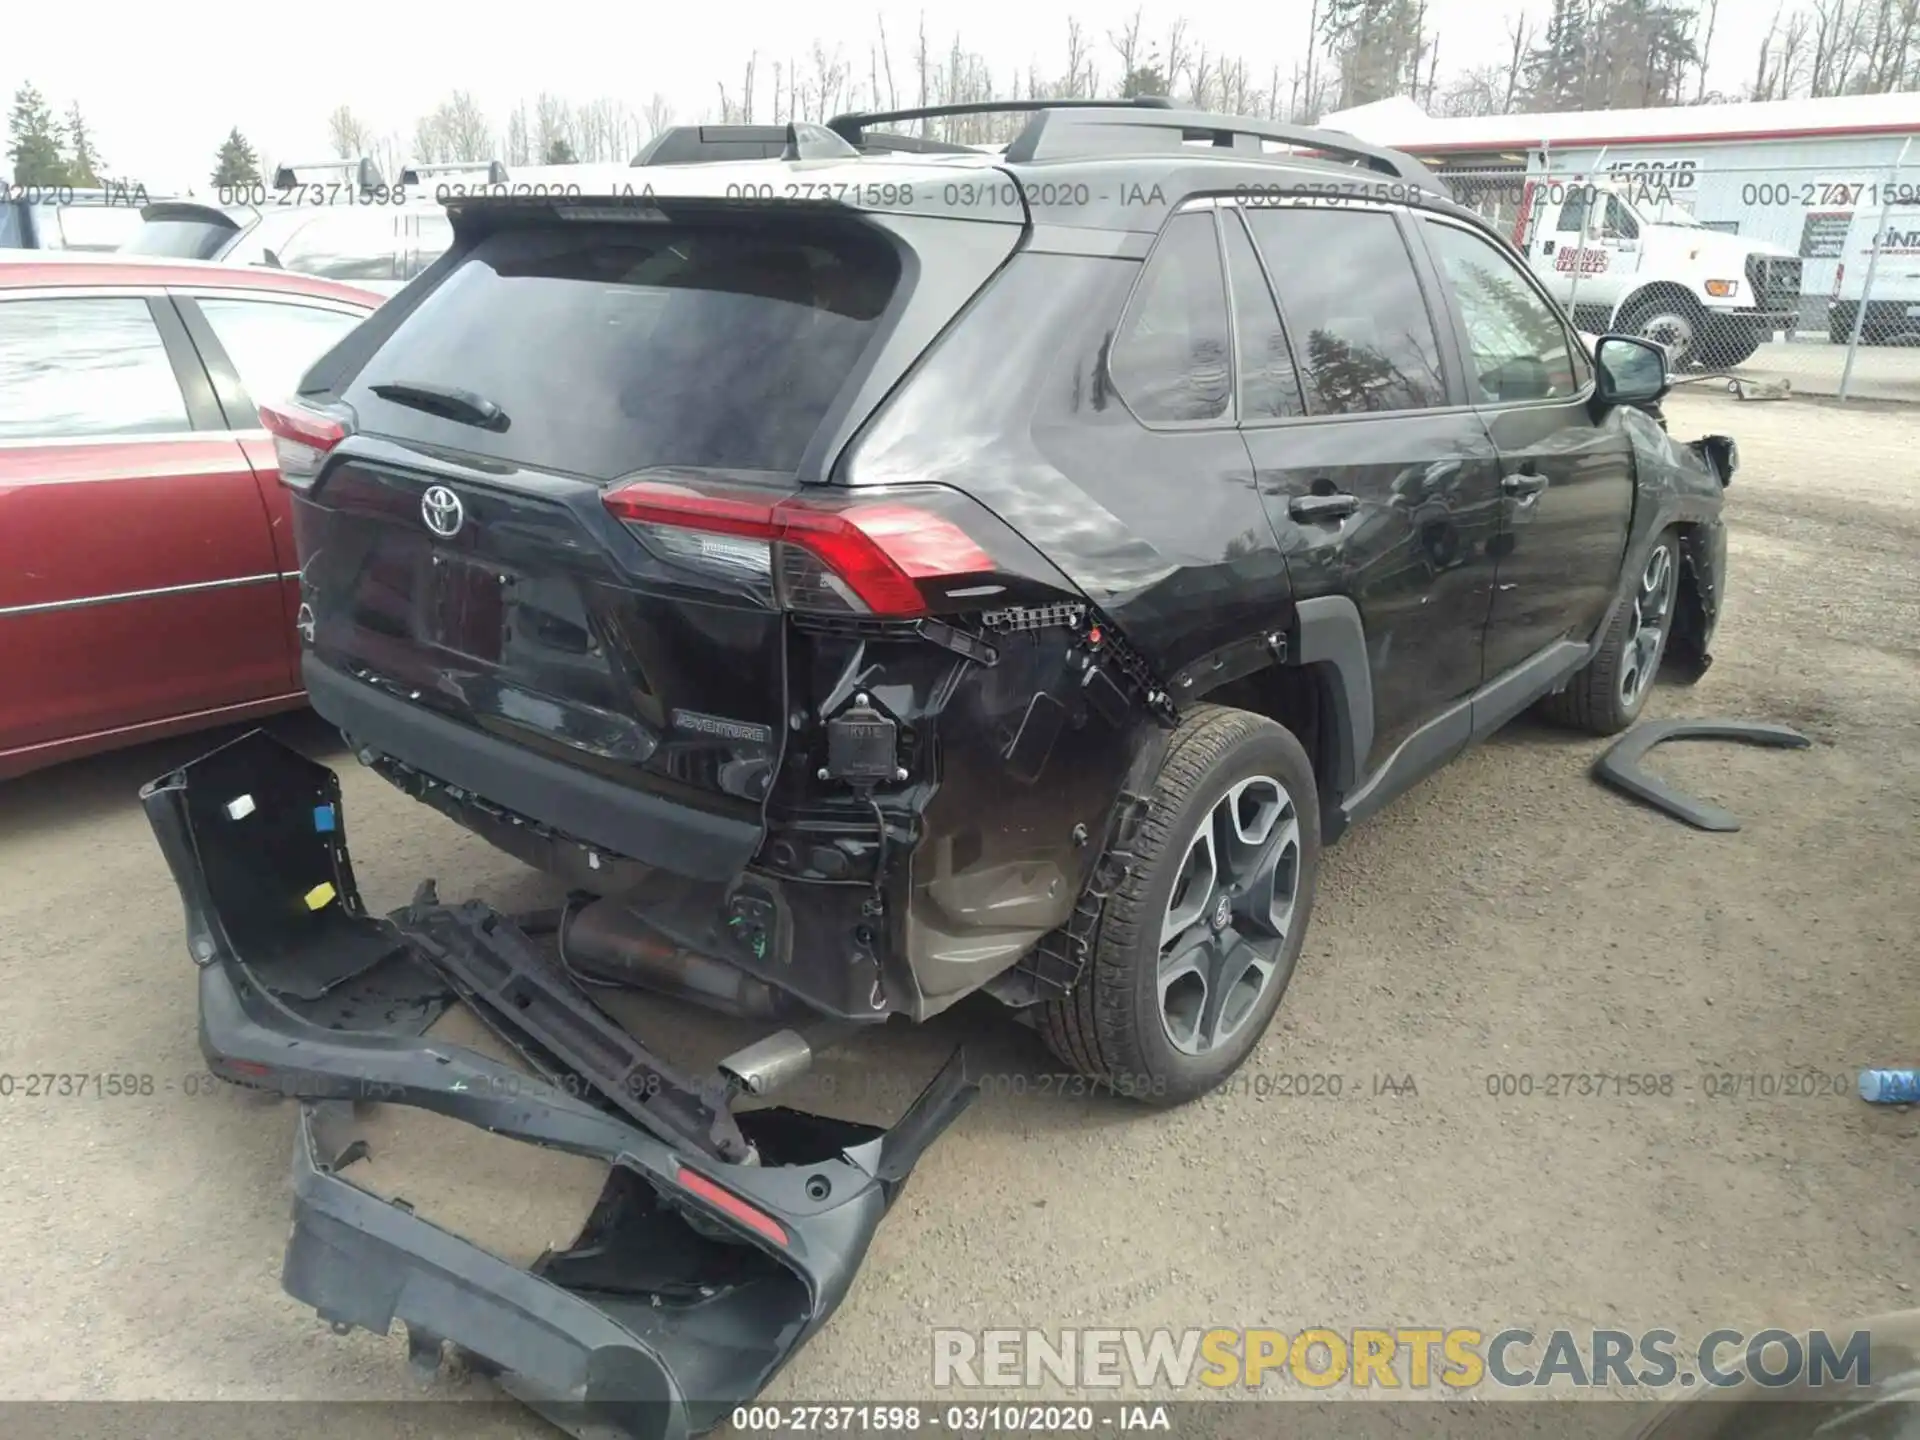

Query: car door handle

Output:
[1289, 493, 1360, 523]
[1501, 472, 1550, 498]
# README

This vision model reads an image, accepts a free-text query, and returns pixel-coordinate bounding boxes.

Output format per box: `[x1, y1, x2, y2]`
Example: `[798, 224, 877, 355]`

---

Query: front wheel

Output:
[1537, 528, 1682, 735]
[1038, 705, 1320, 1107]
[1621, 295, 1708, 369]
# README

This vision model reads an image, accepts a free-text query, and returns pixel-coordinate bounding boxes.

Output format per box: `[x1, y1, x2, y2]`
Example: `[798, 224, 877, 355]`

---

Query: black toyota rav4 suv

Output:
[145, 102, 1733, 1433]
[260, 101, 1733, 1101]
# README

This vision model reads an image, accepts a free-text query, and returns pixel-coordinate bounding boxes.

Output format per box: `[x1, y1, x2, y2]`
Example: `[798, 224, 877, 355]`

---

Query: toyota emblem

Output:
[421, 485, 465, 538]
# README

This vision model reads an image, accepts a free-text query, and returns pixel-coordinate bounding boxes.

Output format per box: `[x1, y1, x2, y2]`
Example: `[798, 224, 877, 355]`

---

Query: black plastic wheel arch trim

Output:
[1592, 719, 1810, 832]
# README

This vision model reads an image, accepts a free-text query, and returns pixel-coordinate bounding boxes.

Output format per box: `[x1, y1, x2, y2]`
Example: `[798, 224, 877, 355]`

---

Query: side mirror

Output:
[1594, 334, 1670, 406]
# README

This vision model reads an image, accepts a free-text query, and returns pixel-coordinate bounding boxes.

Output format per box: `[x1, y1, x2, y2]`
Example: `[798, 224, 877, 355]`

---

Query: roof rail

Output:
[996, 106, 1444, 188]
[272, 157, 386, 191]
[631, 122, 983, 166]
[399, 160, 509, 185]
[827, 95, 1174, 147]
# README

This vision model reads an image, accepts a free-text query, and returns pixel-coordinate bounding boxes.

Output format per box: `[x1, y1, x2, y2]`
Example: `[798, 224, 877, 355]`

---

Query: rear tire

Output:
[1038, 705, 1320, 1107]
[1828, 303, 1859, 346]
[1537, 527, 1681, 735]
[1697, 321, 1762, 370]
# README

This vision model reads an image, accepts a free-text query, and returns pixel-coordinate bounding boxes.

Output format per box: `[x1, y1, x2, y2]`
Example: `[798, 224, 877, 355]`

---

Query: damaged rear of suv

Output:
[146, 102, 1731, 1433]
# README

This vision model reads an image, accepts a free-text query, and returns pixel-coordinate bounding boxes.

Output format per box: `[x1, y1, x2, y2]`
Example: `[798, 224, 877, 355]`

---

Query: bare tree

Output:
[504, 105, 532, 165]
[1062, 17, 1096, 97]
[914, 14, 932, 135]
[641, 93, 676, 141]
[1162, 17, 1192, 96]
[533, 93, 574, 163]
[1109, 7, 1145, 85]
[1694, 0, 1722, 100]
[1187, 44, 1216, 107]
[326, 105, 372, 160]
[1502, 14, 1534, 113]
[373, 133, 405, 186]
[1810, 0, 1871, 94]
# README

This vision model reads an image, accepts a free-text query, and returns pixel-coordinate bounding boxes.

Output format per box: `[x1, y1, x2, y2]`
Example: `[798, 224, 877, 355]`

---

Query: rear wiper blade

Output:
[368, 380, 510, 432]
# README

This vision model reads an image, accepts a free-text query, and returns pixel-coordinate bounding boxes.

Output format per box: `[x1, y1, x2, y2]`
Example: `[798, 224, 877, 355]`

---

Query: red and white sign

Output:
[1554, 246, 1612, 275]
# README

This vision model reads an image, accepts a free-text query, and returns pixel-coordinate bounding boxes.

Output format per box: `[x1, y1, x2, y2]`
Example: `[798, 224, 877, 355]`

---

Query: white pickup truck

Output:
[1509, 176, 1802, 369]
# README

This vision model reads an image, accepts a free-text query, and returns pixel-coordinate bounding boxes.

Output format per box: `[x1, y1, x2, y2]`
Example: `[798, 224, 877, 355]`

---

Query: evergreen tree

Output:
[1320, 0, 1428, 108]
[64, 103, 102, 187]
[1523, 0, 1592, 110]
[211, 127, 262, 187]
[8, 84, 68, 186]
[543, 136, 578, 165]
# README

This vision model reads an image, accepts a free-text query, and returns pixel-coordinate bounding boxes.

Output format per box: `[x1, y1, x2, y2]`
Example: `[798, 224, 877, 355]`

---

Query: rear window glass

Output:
[345, 221, 900, 479]
[41, 205, 148, 251]
[124, 214, 246, 259]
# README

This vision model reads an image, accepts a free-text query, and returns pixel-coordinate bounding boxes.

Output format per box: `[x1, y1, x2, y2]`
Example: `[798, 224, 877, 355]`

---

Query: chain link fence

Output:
[1439, 143, 1920, 403]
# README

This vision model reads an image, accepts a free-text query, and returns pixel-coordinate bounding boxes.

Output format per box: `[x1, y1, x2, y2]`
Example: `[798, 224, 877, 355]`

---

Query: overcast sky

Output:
[8, 0, 1786, 192]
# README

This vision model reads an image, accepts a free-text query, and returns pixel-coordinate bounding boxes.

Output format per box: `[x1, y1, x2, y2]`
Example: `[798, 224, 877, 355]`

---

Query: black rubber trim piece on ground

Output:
[1592, 719, 1810, 832]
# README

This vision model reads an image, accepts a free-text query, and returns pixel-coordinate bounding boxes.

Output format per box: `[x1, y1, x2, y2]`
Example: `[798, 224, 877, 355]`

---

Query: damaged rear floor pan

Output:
[141, 729, 976, 1440]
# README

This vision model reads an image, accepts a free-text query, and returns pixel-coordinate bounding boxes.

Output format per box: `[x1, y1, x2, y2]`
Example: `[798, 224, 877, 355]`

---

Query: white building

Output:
[1321, 92, 1920, 298]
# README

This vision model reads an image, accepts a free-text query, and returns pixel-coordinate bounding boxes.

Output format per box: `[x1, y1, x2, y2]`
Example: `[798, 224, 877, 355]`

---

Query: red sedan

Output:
[0, 253, 380, 779]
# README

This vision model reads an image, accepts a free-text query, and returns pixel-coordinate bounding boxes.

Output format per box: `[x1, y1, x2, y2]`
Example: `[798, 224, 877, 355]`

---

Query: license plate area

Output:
[421, 554, 506, 664]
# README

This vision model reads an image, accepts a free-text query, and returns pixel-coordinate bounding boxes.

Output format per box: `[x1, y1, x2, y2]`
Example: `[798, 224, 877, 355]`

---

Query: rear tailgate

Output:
[291, 173, 1026, 869]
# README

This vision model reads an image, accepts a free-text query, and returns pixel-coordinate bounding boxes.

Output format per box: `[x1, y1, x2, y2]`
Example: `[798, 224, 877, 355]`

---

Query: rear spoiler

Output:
[138, 200, 247, 230]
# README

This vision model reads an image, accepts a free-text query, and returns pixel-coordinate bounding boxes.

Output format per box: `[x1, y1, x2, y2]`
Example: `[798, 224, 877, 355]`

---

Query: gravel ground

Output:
[0, 390, 1914, 1422]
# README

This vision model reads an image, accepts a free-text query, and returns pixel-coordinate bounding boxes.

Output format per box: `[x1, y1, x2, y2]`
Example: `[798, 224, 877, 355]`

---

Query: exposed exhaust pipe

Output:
[558, 898, 794, 1022]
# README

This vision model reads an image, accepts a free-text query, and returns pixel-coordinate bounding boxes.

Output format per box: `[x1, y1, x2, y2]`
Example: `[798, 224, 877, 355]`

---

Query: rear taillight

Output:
[604, 479, 995, 618]
[259, 400, 348, 491]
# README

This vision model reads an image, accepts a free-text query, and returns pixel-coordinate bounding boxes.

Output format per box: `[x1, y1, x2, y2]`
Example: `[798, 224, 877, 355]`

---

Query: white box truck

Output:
[1508, 175, 1802, 369]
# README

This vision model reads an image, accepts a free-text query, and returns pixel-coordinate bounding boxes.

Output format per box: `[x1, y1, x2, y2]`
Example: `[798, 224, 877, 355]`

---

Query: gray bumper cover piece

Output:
[141, 728, 978, 1440]
[1593, 719, 1810, 831]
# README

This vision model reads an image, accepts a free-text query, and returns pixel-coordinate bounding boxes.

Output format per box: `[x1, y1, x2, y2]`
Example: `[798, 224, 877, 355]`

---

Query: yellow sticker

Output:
[303, 882, 336, 911]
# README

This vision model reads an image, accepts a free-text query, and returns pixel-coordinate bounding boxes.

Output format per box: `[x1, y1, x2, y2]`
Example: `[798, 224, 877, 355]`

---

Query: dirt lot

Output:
[1, 390, 1915, 1417]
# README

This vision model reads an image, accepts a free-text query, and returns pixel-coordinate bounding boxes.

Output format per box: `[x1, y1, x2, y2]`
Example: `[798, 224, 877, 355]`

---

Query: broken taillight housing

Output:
[603, 478, 996, 618]
[260, 399, 350, 491]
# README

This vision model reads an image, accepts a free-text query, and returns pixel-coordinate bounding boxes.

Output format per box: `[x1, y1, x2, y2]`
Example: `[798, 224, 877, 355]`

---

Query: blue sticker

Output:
[313, 804, 337, 833]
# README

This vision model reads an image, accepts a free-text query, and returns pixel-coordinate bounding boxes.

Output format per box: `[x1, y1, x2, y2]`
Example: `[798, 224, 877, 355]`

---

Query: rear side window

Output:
[0, 297, 191, 438]
[344, 220, 901, 478]
[1240, 206, 1448, 415]
[1108, 210, 1231, 424]
[197, 298, 366, 410]
[278, 209, 398, 281]
[1220, 211, 1306, 421]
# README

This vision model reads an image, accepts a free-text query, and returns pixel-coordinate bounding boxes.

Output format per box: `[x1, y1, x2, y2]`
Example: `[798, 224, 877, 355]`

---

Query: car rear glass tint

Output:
[124, 216, 243, 259]
[345, 220, 901, 480]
